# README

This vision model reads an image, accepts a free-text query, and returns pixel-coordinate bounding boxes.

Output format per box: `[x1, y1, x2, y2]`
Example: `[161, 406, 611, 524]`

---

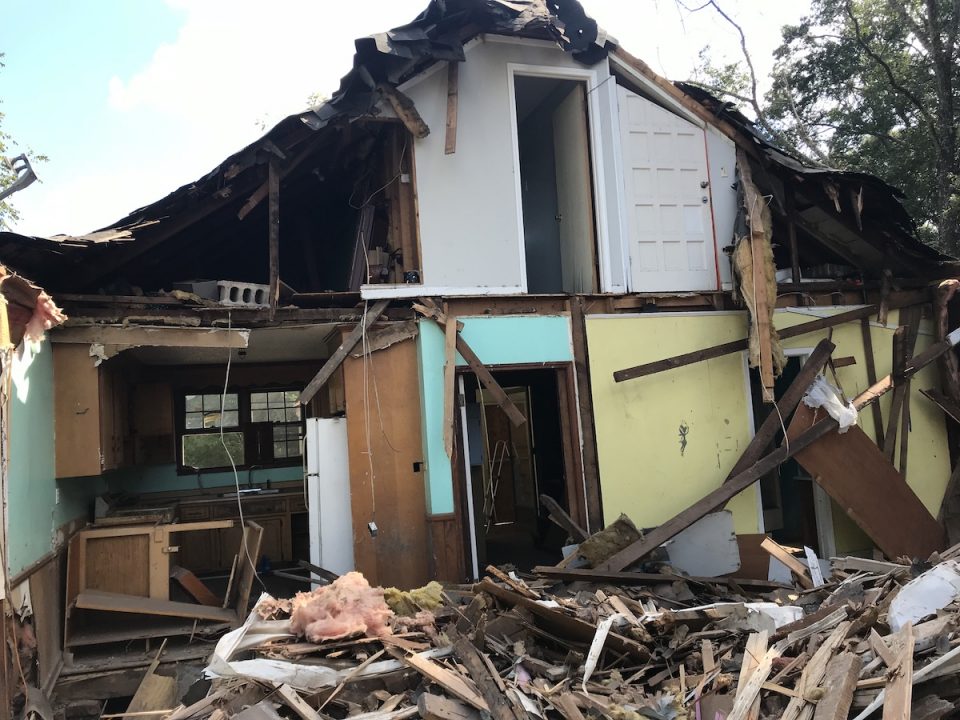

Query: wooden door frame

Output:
[453, 361, 587, 579]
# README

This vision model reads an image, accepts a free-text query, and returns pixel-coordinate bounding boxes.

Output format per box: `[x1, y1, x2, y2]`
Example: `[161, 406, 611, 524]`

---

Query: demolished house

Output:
[3, 0, 960, 717]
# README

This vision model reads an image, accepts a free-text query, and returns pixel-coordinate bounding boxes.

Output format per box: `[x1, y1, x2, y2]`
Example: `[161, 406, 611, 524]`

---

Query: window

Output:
[177, 388, 303, 473]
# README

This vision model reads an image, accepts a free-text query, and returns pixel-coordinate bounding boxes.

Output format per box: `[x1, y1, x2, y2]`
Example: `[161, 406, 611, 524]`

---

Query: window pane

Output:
[285, 407, 301, 422]
[269, 408, 285, 423]
[251, 409, 268, 423]
[251, 393, 268, 410]
[203, 394, 222, 411]
[221, 410, 239, 428]
[202, 411, 221, 429]
[183, 432, 245, 469]
[222, 394, 239, 410]
[185, 395, 202, 412]
[185, 412, 204, 430]
[273, 441, 288, 459]
[268, 391, 284, 405]
[285, 391, 300, 405]
[287, 441, 302, 457]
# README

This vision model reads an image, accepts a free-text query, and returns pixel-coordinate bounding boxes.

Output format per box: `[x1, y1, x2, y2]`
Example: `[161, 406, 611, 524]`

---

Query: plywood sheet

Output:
[86, 535, 151, 597]
[787, 404, 945, 559]
[53, 343, 102, 478]
[344, 335, 429, 588]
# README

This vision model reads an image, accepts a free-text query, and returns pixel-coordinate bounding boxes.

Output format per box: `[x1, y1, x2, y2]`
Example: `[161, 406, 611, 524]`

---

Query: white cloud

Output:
[11, 0, 809, 237]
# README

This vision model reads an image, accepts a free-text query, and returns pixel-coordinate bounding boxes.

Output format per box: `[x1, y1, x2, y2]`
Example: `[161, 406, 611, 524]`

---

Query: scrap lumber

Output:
[539, 493, 588, 542]
[475, 579, 650, 661]
[299, 299, 390, 405]
[613, 304, 881, 382]
[126, 641, 177, 715]
[760, 538, 814, 590]
[882, 624, 915, 720]
[450, 631, 524, 720]
[921, 387, 960, 425]
[74, 590, 237, 622]
[733, 631, 769, 720]
[813, 653, 862, 720]
[781, 621, 852, 720]
[275, 684, 323, 720]
[787, 404, 946, 559]
[170, 566, 220, 607]
[398, 651, 487, 711]
[444, 62, 459, 155]
[443, 305, 459, 458]
[724, 338, 835, 483]
[417, 694, 479, 720]
[532, 565, 788, 589]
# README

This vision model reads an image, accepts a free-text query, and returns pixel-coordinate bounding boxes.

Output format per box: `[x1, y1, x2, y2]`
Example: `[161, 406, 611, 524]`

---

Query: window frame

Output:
[175, 385, 305, 475]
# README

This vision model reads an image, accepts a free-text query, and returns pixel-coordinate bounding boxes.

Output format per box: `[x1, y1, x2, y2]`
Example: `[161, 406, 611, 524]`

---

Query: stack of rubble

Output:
[152, 543, 960, 720]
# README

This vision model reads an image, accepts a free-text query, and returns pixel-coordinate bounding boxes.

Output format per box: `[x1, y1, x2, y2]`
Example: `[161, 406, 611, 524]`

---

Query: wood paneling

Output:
[28, 557, 62, 693]
[343, 336, 429, 588]
[428, 513, 465, 582]
[86, 535, 151, 597]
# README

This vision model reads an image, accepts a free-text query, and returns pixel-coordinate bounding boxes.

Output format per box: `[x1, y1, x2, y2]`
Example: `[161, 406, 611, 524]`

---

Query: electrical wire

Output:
[219, 311, 263, 590]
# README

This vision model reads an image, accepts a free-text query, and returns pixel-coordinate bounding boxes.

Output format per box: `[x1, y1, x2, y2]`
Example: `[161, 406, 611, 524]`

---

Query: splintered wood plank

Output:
[787, 404, 946, 559]
[741, 151, 775, 398]
[734, 631, 768, 720]
[299, 299, 390, 405]
[760, 537, 813, 589]
[233, 521, 264, 621]
[451, 633, 524, 720]
[275, 684, 323, 720]
[860, 318, 886, 446]
[539, 494, 588, 542]
[882, 624, 915, 720]
[400, 652, 487, 711]
[812, 653, 861, 720]
[443, 305, 458, 458]
[418, 694, 479, 720]
[75, 590, 236, 622]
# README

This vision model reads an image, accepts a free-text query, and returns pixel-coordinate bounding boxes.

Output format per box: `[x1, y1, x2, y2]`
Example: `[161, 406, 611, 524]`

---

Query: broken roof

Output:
[0, 0, 952, 288]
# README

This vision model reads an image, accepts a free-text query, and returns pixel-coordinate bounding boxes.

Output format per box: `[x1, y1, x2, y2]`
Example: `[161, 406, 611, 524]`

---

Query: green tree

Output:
[685, 0, 960, 254]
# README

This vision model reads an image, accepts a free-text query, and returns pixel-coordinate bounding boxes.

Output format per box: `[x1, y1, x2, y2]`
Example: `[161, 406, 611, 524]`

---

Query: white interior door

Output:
[552, 84, 597, 293]
[618, 86, 718, 291]
[305, 417, 354, 576]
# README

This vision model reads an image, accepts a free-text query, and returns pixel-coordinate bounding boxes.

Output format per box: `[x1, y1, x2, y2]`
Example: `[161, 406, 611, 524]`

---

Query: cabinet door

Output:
[217, 524, 246, 570]
[176, 529, 221, 574]
[54, 345, 103, 478]
[257, 516, 287, 565]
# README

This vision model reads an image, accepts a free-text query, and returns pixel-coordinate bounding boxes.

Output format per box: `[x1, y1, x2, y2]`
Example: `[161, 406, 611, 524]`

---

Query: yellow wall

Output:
[586, 313, 760, 533]
[587, 308, 952, 554]
[775, 307, 952, 553]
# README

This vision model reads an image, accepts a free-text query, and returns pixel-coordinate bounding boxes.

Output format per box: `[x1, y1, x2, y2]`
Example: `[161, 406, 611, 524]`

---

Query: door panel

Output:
[552, 84, 597, 293]
[618, 87, 718, 291]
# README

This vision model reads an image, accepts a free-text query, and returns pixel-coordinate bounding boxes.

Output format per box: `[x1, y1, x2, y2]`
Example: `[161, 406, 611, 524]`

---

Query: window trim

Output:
[175, 385, 305, 475]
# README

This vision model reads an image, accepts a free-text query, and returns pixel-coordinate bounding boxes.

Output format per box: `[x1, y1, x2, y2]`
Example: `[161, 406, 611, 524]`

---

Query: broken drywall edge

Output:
[889, 559, 960, 632]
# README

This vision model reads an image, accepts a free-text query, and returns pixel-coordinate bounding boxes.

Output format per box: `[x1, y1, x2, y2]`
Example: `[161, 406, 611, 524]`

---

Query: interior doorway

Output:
[749, 354, 836, 557]
[457, 366, 581, 577]
[513, 74, 598, 294]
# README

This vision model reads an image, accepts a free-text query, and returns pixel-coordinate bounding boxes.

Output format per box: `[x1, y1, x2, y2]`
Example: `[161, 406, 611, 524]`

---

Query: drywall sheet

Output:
[775, 307, 952, 553]
[406, 38, 624, 292]
[8, 341, 104, 578]
[417, 315, 574, 514]
[586, 313, 759, 533]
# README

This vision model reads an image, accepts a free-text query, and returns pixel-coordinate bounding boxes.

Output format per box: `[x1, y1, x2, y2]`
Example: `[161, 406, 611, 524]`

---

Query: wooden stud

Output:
[786, 192, 801, 284]
[538, 493, 588, 542]
[268, 160, 280, 319]
[51, 325, 250, 349]
[860, 317, 886, 446]
[882, 623, 915, 720]
[569, 297, 603, 531]
[299, 299, 390, 405]
[445, 62, 459, 155]
[811, 652, 861, 720]
[378, 85, 430, 139]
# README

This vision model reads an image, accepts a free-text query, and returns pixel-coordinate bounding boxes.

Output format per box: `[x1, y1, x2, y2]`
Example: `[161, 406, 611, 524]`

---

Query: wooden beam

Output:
[613, 305, 882, 383]
[569, 297, 603, 531]
[882, 624, 915, 720]
[237, 182, 268, 221]
[538, 493, 587, 543]
[74, 590, 237, 622]
[268, 160, 280, 319]
[595, 415, 841, 571]
[740, 150, 775, 399]
[532, 565, 789, 590]
[724, 338, 834, 484]
[786, 192, 801, 285]
[51, 325, 249, 348]
[445, 62, 459, 155]
[379, 85, 430, 139]
[299, 299, 390, 405]
[443, 304, 458, 458]
[860, 317, 885, 446]
[883, 325, 910, 460]
[920, 387, 960, 424]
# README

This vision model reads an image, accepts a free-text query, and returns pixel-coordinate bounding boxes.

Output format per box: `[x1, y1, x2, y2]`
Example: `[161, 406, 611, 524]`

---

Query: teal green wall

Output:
[105, 463, 303, 494]
[417, 315, 573, 514]
[8, 340, 104, 578]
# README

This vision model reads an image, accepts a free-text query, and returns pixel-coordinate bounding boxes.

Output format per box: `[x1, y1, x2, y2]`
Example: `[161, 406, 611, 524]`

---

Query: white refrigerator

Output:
[304, 417, 354, 576]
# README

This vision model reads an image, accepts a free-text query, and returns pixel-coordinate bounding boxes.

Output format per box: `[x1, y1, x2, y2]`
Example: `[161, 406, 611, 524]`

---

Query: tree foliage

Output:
[686, 0, 960, 255]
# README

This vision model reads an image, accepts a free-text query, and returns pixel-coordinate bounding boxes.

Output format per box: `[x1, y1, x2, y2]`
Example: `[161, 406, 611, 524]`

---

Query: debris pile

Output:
[159, 545, 960, 720]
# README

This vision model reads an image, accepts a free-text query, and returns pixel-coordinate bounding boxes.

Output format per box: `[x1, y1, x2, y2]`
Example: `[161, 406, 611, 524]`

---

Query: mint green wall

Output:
[7, 340, 104, 578]
[105, 463, 303, 494]
[417, 315, 574, 514]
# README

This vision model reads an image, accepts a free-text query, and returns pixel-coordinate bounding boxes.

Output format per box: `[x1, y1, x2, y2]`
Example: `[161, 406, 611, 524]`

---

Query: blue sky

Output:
[1, 0, 808, 237]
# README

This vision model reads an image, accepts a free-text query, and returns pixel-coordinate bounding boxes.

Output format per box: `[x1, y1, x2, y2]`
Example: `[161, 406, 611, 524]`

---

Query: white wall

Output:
[400, 37, 625, 295]
[705, 126, 738, 290]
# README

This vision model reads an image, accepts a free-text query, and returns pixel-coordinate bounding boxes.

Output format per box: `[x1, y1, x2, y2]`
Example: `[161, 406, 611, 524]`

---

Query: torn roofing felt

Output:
[0, 0, 953, 288]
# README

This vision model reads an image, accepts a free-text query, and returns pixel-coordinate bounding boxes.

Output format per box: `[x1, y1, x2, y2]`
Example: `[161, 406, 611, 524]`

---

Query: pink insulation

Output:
[289, 571, 394, 642]
[23, 291, 67, 343]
